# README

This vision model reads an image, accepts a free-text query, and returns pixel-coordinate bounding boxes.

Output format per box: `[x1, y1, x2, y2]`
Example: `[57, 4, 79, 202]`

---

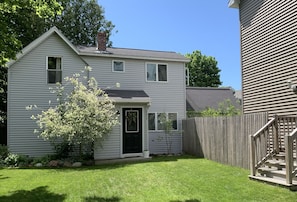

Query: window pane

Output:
[148, 113, 155, 130]
[158, 64, 167, 81]
[157, 113, 166, 130]
[126, 110, 139, 132]
[48, 71, 62, 83]
[147, 64, 156, 81]
[48, 57, 61, 70]
[168, 113, 178, 130]
[113, 61, 124, 71]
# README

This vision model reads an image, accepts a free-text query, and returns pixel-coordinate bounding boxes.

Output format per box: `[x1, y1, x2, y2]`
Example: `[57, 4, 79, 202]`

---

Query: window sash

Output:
[146, 63, 167, 82]
[158, 64, 167, 81]
[148, 112, 178, 131]
[147, 63, 156, 81]
[148, 113, 156, 130]
[113, 61, 124, 72]
[47, 57, 62, 84]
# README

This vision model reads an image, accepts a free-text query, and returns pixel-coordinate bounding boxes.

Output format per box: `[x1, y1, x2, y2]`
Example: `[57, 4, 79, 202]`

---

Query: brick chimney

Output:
[97, 32, 106, 51]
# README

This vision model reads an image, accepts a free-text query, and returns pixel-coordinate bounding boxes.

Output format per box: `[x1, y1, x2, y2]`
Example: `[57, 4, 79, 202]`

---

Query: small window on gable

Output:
[113, 60, 125, 72]
[146, 63, 167, 82]
[47, 56, 62, 84]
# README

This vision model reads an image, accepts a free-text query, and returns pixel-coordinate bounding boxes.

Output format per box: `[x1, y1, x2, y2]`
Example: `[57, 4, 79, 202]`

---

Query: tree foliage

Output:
[0, 66, 7, 127]
[186, 50, 222, 87]
[51, 0, 115, 46]
[28, 68, 119, 155]
[187, 99, 241, 117]
[0, 0, 115, 65]
[200, 99, 241, 117]
[0, 0, 63, 66]
[0, 0, 115, 136]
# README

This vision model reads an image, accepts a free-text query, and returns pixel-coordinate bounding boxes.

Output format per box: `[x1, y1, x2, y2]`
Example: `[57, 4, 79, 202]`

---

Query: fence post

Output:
[285, 135, 293, 184]
[249, 135, 256, 176]
[273, 114, 279, 153]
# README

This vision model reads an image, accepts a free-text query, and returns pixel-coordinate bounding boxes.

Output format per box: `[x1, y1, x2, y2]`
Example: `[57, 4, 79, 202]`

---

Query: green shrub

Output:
[53, 142, 74, 159]
[0, 144, 9, 160]
[4, 153, 20, 167]
[32, 155, 55, 166]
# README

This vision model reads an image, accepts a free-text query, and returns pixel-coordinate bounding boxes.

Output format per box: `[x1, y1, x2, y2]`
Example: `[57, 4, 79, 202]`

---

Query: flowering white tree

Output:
[29, 68, 119, 157]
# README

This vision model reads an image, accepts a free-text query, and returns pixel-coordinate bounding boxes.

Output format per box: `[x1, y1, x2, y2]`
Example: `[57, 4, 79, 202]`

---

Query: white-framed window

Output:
[146, 63, 167, 82]
[148, 113, 156, 130]
[185, 67, 190, 86]
[148, 112, 178, 131]
[47, 56, 62, 84]
[112, 60, 125, 72]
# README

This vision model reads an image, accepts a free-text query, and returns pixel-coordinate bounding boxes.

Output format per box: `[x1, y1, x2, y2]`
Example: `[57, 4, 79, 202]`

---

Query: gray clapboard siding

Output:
[8, 27, 187, 158]
[149, 132, 182, 154]
[8, 33, 87, 157]
[240, 0, 297, 116]
[84, 56, 186, 155]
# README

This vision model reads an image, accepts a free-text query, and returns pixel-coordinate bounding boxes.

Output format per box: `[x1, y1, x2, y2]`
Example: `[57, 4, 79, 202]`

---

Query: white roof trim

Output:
[7, 26, 80, 67]
[111, 97, 151, 105]
[78, 52, 190, 63]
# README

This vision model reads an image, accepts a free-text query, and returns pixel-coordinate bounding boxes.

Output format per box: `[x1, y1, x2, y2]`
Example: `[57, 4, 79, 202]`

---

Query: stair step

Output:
[275, 153, 297, 160]
[266, 159, 297, 168]
[249, 175, 297, 191]
[265, 160, 285, 169]
[258, 167, 286, 179]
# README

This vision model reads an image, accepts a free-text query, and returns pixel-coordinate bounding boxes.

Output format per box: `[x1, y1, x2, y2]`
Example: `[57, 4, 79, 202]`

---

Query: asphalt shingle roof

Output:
[186, 87, 241, 111]
[77, 46, 189, 62]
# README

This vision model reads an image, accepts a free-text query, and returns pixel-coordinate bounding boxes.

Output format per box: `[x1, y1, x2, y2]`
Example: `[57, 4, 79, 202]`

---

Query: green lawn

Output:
[0, 156, 296, 202]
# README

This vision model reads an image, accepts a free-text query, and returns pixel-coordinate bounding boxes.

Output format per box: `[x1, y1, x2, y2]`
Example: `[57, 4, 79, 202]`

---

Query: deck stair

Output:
[249, 152, 297, 190]
[249, 115, 297, 190]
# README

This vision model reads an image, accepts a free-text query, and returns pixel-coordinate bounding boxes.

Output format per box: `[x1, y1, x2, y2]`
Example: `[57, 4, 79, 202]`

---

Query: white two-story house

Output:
[7, 27, 189, 159]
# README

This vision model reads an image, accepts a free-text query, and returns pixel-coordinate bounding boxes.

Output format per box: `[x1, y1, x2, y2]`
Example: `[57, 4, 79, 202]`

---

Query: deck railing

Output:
[250, 116, 277, 176]
[285, 128, 297, 184]
[250, 115, 297, 181]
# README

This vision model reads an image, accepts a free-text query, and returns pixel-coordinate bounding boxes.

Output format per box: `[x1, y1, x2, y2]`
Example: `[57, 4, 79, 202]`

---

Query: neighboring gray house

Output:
[229, 0, 297, 116]
[186, 87, 240, 112]
[229, 0, 297, 188]
[7, 27, 189, 159]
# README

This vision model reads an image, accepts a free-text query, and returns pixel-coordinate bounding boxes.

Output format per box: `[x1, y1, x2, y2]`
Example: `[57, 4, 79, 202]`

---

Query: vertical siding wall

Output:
[240, 0, 297, 116]
[182, 113, 268, 169]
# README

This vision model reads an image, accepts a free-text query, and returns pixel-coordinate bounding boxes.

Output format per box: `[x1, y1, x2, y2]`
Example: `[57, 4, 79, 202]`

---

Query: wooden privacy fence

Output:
[182, 113, 268, 169]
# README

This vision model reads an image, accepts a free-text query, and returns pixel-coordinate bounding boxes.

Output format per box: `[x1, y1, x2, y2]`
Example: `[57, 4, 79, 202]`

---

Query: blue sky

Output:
[99, 0, 241, 90]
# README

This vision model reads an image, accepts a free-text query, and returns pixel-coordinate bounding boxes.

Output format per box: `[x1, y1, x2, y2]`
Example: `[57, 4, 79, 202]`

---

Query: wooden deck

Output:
[249, 115, 297, 191]
[249, 175, 297, 191]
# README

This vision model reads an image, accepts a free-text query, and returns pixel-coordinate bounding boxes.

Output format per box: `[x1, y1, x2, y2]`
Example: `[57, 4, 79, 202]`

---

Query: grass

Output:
[0, 155, 296, 202]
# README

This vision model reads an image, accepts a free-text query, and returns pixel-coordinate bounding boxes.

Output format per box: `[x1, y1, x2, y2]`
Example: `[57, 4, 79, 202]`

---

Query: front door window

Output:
[125, 110, 139, 133]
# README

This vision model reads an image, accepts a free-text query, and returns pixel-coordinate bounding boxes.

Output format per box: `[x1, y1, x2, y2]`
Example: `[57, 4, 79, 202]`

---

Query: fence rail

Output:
[182, 113, 268, 169]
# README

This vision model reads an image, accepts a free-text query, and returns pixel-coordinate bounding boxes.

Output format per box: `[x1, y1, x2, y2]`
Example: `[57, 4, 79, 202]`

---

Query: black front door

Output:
[123, 108, 142, 154]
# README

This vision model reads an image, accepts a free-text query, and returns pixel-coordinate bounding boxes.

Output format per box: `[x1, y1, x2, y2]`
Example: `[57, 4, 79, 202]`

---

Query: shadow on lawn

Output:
[0, 186, 66, 202]
[84, 196, 121, 202]
[171, 200, 200, 202]
[0, 174, 9, 180]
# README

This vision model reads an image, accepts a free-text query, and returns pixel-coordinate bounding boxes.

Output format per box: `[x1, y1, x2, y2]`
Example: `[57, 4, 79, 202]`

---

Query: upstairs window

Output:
[47, 57, 62, 84]
[112, 60, 125, 72]
[146, 63, 167, 82]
